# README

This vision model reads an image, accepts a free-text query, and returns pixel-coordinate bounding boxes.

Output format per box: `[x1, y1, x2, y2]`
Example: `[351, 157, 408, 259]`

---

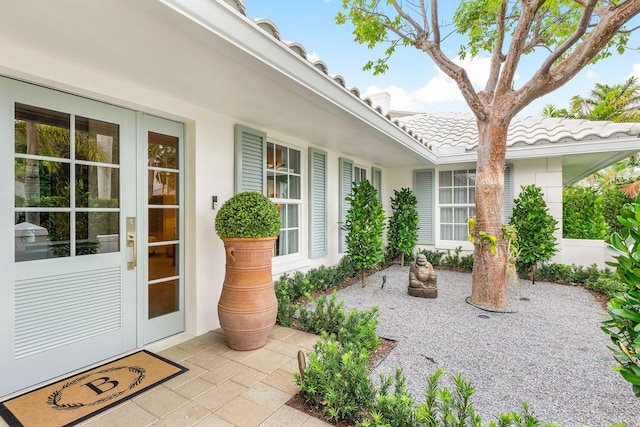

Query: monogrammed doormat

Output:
[0, 350, 188, 427]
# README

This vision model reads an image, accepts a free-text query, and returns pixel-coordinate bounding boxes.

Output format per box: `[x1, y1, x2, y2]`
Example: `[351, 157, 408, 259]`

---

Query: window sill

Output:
[272, 255, 309, 277]
[435, 241, 474, 252]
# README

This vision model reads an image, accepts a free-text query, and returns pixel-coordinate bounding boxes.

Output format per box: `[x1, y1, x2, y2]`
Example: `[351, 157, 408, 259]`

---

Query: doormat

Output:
[0, 350, 188, 427]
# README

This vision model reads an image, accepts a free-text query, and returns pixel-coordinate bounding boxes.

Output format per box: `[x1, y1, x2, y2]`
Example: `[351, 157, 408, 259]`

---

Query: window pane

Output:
[289, 175, 300, 199]
[267, 171, 275, 198]
[266, 143, 275, 169]
[287, 204, 299, 228]
[275, 145, 288, 171]
[149, 244, 178, 281]
[76, 211, 119, 255]
[470, 187, 475, 204]
[15, 104, 70, 157]
[439, 188, 452, 204]
[147, 131, 176, 168]
[149, 208, 177, 242]
[275, 174, 288, 198]
[454, 207, 468, 223]
[76, 164, 119, 208]
[287, 229, 298, 254]
[76, 116, 120, 164]
[15, 212, 71, 261]
[439, 171, 452, 187]
[15, 160, 71, 207]
[454, 170, 467, 186]
[148, 171, 178, 204]
[148, 279, 178, 319]
[454, 188, 467, 204]
[289, 149, 300, 174]
[279, 203, 287, 229]
[440, 224, 452, 240]
[440, 207, 452, 223]
[454, 224, 468, 241]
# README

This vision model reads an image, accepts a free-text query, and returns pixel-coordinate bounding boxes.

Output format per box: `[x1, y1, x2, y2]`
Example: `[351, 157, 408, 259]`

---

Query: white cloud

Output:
[453, 56, 492, 87]
[363, 56, 498, 112]
[585, 69, 599, 81]
[632, 63, 640, 79]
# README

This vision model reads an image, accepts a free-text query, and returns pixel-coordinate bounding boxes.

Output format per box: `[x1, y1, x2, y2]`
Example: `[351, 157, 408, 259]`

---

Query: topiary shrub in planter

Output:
[215, 191, 281, 350]
[215, 191, 281, 238]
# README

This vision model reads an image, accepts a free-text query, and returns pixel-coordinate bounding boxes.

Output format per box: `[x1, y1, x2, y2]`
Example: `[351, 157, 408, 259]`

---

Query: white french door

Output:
[141, 115, 184, 344]
[0, 78, 184, 399]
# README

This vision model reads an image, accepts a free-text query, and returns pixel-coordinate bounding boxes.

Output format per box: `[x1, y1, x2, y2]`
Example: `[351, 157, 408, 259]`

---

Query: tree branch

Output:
[538, 0, 597, 74]
[495, 1, 546, 98]
[512, 0, 640, 114]
[484, 1, 508, 100]
[430, 0, 439, 44]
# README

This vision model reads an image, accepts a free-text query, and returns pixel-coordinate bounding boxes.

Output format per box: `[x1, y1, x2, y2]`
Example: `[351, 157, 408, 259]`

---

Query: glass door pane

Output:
[147, 131, 179, 319]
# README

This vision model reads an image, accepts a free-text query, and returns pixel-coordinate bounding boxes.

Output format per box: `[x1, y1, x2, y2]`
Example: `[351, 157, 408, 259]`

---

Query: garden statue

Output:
[408, 254, 437, 298]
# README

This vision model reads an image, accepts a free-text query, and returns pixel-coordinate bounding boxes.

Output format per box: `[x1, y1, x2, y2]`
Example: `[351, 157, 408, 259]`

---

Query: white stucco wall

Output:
[561, 238, 616, 270]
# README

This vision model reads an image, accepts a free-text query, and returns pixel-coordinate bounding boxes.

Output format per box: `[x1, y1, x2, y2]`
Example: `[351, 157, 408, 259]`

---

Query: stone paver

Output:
[6, 327, 329, 427]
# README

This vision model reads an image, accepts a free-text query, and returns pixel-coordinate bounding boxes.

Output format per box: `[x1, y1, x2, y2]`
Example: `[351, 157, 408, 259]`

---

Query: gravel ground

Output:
[333, 265, 640, 427]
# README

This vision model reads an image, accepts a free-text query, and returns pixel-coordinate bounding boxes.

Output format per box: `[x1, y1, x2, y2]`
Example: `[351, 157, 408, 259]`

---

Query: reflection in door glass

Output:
[14, 104, 121, 261]
[148, 131, 180, 319]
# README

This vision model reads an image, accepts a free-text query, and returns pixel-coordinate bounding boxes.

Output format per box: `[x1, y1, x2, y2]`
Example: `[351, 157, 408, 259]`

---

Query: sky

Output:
[242, 1, 640, 117]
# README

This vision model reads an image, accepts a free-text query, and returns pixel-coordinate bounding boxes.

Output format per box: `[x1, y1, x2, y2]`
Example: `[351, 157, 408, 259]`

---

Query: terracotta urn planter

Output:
[217, 236, 278, 350]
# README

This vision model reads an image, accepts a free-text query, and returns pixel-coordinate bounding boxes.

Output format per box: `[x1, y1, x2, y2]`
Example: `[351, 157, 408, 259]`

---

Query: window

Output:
[439, 169, 475, 241]
[267, 142, 301, 257]
[14, 103, 120, 261]
[354, 166, 367, 183]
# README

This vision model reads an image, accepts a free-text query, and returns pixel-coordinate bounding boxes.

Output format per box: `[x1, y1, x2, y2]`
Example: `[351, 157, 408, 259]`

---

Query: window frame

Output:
[266, 140, 302, 259]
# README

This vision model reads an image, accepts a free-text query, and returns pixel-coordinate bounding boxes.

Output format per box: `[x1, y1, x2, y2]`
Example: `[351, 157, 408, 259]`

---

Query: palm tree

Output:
[542, 77, 640, 194]
[543, 76, 640, 122]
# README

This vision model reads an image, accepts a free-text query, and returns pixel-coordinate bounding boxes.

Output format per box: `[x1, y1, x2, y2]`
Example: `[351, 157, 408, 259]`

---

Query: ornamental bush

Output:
[387, 188, 419, 266]
[602, 196, 640, 397]
[214, 191, 281, 238]
[510, 185, 558, 282]
[563, 186, 607, 239]
[602, 186, 633, 238]
[344, 180, 386, 287]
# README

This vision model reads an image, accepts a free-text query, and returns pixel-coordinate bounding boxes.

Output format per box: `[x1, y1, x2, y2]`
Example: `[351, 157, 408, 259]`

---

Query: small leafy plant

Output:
[602, 197, 640, 396]
[387, 188, 419, 266]
[563, 186, 607, 239]
[344, 180, 386, 287]
[510, 185, 558, 283]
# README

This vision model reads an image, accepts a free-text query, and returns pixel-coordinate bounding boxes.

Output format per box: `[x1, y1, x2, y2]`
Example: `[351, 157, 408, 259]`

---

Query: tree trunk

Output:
[361, 270, 365, 288]
[401, 252, 405, 267]
[471, 118, 509, 309]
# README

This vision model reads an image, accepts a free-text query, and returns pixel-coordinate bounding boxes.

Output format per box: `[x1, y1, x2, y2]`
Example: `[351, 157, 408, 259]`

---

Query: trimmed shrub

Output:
[510, 185, 558, 281]
[344, 180, 386, 287]
[563, 186, 607, 239]
[387, 188, 419, 266]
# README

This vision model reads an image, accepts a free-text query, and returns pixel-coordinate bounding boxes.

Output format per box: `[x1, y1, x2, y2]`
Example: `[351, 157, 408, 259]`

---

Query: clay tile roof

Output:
[393, 112, 640, 152]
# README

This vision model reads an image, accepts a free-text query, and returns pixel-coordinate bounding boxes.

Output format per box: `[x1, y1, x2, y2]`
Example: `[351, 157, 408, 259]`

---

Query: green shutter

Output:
[234, 124, 266, 194]
[414, 169, 435, 245]
[309, 148, 328, 258]
[339, 157, 354, 253]
[371, 167, 382, 203]
[504, 164, 513, 222]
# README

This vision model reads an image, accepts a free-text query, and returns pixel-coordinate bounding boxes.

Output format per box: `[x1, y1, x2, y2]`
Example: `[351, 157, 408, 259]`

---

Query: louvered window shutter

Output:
[371, 167, 382, 203]
[309, 148, 328, 258]
[234, 124, 266, 194]
[504, 165, 513, 223]
[414, 169, 435, 245]
[339, 157, 354, 253]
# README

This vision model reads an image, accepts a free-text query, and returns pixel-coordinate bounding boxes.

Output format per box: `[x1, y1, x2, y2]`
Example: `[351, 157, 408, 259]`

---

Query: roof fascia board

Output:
[159, 0, 436, 164]
[504, 137, 640, 160]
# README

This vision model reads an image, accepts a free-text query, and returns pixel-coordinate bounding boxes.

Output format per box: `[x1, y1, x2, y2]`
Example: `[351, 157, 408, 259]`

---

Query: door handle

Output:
[127, 217, 137, 270]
